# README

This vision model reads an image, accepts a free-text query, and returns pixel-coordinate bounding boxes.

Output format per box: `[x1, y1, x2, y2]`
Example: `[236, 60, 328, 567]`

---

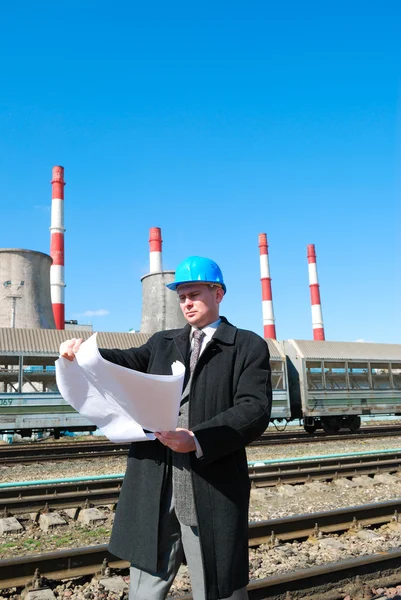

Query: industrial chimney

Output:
[50, 166, 66, 330]
[140, 227, 186, 334]
[258, 233, 276, 339]
[149, 227, 163, 273]
[307, 243, 325, 341]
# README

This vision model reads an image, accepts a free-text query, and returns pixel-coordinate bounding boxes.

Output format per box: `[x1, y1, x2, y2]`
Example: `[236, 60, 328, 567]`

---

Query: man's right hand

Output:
[59, 338, 83, 361]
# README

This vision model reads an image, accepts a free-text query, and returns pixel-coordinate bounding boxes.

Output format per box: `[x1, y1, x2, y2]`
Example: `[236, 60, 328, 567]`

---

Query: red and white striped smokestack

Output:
[50, 166, 65, 330]
[307, 243, 325, 341]
[258, 233, 276, 339]
[149, 227, 163, 273]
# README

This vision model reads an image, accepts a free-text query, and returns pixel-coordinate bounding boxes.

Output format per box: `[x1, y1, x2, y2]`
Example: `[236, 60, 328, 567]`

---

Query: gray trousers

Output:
[129, 475, 248, 600]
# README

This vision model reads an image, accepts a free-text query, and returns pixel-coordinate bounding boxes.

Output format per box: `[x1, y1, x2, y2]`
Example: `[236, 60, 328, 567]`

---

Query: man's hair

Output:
[208, 283, 223, 290]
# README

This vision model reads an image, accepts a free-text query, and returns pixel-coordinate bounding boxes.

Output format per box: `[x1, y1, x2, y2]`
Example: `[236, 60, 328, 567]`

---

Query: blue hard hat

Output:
[166, 256, 226, 293]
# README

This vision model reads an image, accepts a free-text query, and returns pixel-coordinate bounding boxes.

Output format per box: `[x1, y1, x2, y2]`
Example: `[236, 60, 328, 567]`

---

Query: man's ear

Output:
[215, 287, 224, 304]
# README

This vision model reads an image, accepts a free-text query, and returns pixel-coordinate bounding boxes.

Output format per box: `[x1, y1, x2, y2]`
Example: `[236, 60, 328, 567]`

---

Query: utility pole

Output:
[3, 281, 24, 328]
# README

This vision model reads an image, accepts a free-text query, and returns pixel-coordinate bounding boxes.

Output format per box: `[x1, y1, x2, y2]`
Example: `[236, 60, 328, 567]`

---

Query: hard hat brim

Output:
[166, 281, 226, 294]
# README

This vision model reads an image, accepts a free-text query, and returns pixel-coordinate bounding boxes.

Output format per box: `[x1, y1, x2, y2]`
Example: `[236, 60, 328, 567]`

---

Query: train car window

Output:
[348, 362, 370, 390]
[306, 361, 323, 390]
[371, 363, 392, 390]
[0, 361, 19, 393]
[391, 363, 401, 389]
[23, 363, 57, 393]
[270, 360, 285, 390]
[323, 361, 347, 389]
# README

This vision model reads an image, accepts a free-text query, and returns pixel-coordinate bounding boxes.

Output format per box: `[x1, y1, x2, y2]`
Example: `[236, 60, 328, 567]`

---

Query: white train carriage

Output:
[283, 339, 401, 434]
[0, 328, 149, 437]
[0, 392, 95, 433]
[266, 338, 291, 421]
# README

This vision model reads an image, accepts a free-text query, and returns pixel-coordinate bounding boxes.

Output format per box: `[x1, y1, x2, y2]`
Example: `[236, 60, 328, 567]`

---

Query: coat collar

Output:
[209, 316, 237, 345]
[163, 316, 237, 346]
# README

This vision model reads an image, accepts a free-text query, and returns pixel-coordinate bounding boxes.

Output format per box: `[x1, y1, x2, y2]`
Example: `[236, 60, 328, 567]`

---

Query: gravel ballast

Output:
[1, 433, 401, 599]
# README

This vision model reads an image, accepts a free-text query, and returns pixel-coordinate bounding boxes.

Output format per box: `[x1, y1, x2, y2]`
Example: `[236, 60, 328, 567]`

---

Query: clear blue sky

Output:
[0, 1, 399, 343]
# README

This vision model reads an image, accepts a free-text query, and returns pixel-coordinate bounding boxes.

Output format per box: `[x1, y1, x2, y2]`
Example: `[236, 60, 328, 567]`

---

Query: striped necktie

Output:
[189, 329, 205, 375]
[181, 329, 205, 399]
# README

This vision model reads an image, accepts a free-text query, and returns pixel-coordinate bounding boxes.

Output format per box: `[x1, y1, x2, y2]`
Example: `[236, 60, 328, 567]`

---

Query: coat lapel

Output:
[210, 316, 237, 346]
[163, 323, 191, 365]
[166, 324, 191, 399]
[162, 317, 237, 387]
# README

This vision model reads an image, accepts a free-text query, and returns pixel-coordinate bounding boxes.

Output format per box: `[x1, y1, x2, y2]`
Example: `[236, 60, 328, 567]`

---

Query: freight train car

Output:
[0, 329, 400, 437]
[0, 328, 148, 437]
[0, 392, 95, 437]
[266, 339, 291, 421]
[283, 339, 401, 433]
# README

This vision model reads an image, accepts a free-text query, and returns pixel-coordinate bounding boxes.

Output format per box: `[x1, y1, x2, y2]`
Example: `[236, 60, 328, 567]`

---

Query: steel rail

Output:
[1, 499, 401, 589]
[251, 425, 401, 446]
[0, 482, 122, 513]
[248, 498, 401, 545]
[249, 453, 401, 486]
[1, 451, 128, 464]
[0, 545, 128, 588]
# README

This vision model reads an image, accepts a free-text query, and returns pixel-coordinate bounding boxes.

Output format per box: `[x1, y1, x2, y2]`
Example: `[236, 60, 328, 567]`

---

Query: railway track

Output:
[1, 450, 401, 514]
[255, 424, 401, 445]
[249, 449, 401, 486]
[2, 425, 401, 463]
[0, 440, 128, 464]
[2, 499, 401, 597]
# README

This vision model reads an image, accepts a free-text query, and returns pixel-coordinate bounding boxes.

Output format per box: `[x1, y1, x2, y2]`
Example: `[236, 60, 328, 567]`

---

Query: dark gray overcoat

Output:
[100, 317, 272, 600]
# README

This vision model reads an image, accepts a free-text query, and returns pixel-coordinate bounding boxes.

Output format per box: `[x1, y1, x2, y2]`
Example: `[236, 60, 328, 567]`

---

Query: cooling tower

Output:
[140, 228, 186, 334]
[140, 271, 186, 334]
[0, 249, 56, 329]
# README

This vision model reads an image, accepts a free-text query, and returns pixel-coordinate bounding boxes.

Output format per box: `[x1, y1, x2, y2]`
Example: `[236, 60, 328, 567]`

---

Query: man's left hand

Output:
[154, 428, 196, 453]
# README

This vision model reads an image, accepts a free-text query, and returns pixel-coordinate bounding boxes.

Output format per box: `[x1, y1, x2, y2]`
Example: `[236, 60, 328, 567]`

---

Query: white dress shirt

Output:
[190, 318, 221, 355]
[190, 319, 221, 458]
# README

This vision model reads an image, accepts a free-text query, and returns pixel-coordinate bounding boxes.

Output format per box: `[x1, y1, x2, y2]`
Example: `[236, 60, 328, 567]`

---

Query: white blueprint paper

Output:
[55, 333, 185, 443]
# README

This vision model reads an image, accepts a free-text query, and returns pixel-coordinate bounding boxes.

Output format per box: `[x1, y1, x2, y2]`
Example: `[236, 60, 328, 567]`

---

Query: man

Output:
[59, 255, 272, 600]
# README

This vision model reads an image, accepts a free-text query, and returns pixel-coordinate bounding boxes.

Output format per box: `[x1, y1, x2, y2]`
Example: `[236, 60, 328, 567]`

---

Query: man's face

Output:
[177, 283, 224, 328]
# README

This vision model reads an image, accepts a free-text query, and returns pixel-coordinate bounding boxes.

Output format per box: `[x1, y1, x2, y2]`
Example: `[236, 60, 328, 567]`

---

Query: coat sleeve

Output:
[192, 334, 272, 465]
[98, 334, 155, 372]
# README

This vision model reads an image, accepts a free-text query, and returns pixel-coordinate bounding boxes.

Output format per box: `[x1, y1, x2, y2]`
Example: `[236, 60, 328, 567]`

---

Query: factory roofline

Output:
[0, 327, 284, 359]
[265, 338, 285, 359]
[288, 339, 401, 361]
[0, 328, 150, 356]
